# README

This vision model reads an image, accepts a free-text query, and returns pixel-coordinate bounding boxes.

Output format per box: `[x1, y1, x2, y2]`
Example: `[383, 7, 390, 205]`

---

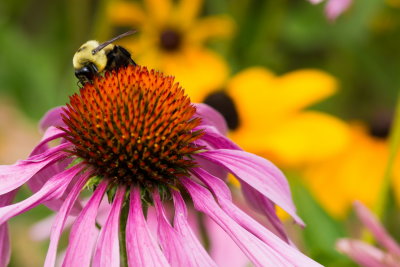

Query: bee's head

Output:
[72, 40, 114, 73]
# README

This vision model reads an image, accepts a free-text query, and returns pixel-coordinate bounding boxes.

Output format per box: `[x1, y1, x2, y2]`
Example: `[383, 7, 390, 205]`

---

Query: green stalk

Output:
[374, 94, 400, 218]
[119, 202, 129, 267]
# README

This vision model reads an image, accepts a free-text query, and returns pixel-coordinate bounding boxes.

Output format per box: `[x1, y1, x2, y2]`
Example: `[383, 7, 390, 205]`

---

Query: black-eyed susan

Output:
[203, 67, 350, 169]
[107, 0, 234, 102]
[303, 122, 400, 218]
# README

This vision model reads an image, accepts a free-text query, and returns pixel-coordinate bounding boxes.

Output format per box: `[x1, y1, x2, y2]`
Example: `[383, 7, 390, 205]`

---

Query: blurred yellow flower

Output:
[203, 68, 400, 221]
[303, 123, 400, 218]
[108, 0, 234, 101]
[205, 67, 350, 169]
[202, 67, 357, 219]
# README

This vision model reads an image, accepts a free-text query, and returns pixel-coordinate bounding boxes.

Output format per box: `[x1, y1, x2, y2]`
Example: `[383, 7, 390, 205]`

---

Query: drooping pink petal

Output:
[336, 239, 399, 267]
[325, 0, 352, 21]
[30, 214, 75, 241]
[30, 126, 67, 156]
[63, 180, 108, 267]
[0, 222, 10, 267]
[181, 178, 291, 266]
[191, 168, 321, 266]
[27, 127, 81, 214]
[171, 191, 217, 267]
[0, 190, 17, 267]
[205, 216, 250, 267]
[0, 163, 84, 225]
[354, 201, 400, 256]
[96, 196, 112, 227]
[92, 186, 125, 267]
[28, 158, 82, 215]
[198, 149, 304, 225]
[194, 103, 228, 135]
[0, 142, 70, 195]
[126, 187, 170, 267]
[241, 182, 290, 240]
[153, 192, 203, 267]
[44, 171, 91, 267]
[195, 126, 241, 150]
[39, 106, 66, 132]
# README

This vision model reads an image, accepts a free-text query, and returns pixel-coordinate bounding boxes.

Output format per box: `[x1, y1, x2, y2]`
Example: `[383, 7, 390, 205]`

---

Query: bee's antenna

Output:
[92, 30, 137, 55]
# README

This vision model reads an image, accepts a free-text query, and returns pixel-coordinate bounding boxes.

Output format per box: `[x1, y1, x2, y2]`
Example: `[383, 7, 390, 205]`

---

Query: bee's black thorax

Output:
[105, 45, 136, 71]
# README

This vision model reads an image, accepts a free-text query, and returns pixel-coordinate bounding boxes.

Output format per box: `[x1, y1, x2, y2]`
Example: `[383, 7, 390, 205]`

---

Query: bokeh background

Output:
[0, 0, 399, 266]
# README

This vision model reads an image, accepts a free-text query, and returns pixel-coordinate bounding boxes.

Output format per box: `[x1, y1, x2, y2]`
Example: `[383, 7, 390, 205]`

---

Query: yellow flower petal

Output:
[189, 15, 236, 44]
[176, 0, 203, 29]
[227, 67, 338, 131]
[107, 1, 146, 26]
[144, 0, 172, 26]
[227, 67, 277, 130]
[158, 48, 229, 102]
[303, 124, 389, 218]
[273, 69, 338, 114]
[230, 111, 351, 168]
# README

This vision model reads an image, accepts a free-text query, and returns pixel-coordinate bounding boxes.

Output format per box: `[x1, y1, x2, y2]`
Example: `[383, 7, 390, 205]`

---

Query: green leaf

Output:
[288, 174, 356, 266]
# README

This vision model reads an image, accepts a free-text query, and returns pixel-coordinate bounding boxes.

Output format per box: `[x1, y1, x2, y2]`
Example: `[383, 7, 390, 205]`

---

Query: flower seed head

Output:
[61, 65, 203, 188]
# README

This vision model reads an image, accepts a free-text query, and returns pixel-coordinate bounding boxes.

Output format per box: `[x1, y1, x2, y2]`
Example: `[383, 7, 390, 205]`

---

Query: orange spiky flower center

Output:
[61, 65, 203, 188]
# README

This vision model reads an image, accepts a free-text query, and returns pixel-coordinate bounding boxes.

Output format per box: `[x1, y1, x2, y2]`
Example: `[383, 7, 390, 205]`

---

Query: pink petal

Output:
[196, 126, 241, 150]
[30, 214, 75, 241]
[0, 142, 70, 195]
[0, 223, 10, 267]
[198, 149, 304, 225]
[205, 217, 250, 267]
[193, 156, 229, 182]
[39, 106, 66, 132]
[171, 191, 217, 267]
[354, 201, 400, 256]
[191, 168, 321, 266]
[27, 128, 81, 214]
[62, 180, 108, 267]
[194, 103, 228, 135]
[96, 196, 112, 227]
[126, 187, 170, 267]
[241, 182, 290, 241]
[44, 172, 91, 267]
[153, 192, 201, 266]
[0, 163, 84, 225]
[181, 178, 291, 266]
[325, 0, 352, 21]
[28, 157, 81, 215]
[92, 186, 125, 267]
[0, 190, 17, 267]
[336, 239, 398, 267]
[30, 126, 66, 156]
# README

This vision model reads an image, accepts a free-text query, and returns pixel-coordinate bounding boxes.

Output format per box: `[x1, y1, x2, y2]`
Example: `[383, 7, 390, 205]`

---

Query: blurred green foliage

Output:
[1, 0, 399, 121]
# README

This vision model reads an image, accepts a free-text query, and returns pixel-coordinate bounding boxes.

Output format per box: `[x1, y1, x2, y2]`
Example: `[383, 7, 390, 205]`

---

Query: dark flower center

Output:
[160, 29, 182, 51]
[368, 110, 393, 139]
[203, 91, 240, 130]
[61, 65, 203, 188]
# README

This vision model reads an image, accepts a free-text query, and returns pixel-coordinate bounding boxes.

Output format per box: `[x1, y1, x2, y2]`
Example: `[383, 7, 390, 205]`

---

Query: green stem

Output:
[119, 202, 129, 267]
[374, 94, 400, 218]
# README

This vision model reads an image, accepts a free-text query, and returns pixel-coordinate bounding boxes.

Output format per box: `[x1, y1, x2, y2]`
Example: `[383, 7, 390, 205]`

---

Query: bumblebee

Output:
[73, 30, 137, 85]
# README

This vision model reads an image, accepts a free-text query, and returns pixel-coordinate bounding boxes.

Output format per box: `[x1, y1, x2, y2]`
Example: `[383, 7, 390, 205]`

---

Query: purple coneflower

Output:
[0, 65, 320, 266]
[336, 201, 400, 267]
